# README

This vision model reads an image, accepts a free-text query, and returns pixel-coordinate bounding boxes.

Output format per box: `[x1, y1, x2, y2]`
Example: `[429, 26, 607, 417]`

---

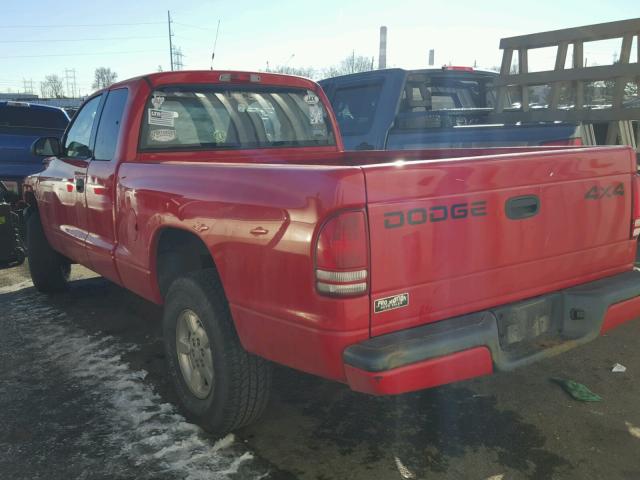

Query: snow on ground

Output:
[0, 278, 33, 294]
[3, 285, 269, 479]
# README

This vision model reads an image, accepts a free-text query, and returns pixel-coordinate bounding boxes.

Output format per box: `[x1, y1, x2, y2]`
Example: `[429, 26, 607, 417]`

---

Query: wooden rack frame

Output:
[489, 19, 640, 149]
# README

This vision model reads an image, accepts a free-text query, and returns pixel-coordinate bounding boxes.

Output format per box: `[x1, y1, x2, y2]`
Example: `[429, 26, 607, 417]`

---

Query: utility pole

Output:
[167, 10, 174, 71]
[22, 78, 34, 95]
[173, 47, 185, 71]
[64, 69, 77, 98]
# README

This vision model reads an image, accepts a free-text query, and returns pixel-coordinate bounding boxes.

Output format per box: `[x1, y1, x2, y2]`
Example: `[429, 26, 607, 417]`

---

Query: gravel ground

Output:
[1, 263, 640, 480]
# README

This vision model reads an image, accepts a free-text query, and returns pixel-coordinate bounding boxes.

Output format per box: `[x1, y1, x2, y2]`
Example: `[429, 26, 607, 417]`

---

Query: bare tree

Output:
[266, 64, 316, 79]
[264, 52, 374, 81]
[41, 74, 65, 98]
[322, 52, 374, 78]
[92, 67, 118, 90]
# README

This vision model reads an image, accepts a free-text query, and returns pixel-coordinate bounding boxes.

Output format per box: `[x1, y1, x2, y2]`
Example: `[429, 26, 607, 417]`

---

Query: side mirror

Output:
[31, 137, 62, 157]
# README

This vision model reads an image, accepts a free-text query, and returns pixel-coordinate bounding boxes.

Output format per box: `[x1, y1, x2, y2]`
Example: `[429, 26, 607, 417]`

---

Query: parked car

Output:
[0, 101, 69, 197]
[24, 70, 640, 437]
[319, 67, 582, 150]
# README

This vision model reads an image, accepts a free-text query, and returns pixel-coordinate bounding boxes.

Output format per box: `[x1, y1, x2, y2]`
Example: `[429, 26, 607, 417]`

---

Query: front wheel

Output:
[163, 269, 272, 437]
[26, 210, 70, 293]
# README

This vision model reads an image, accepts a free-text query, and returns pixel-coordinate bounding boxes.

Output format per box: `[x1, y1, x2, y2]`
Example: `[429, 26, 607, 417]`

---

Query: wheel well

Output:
[155, 228, 216, 298]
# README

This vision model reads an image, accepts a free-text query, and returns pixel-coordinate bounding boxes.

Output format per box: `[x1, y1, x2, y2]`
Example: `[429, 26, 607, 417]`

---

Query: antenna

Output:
[210, 19, 221, 69]
[284, 53, 295, 66]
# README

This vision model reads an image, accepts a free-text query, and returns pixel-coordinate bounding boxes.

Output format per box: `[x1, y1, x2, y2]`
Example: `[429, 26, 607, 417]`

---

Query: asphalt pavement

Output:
[1, 263, 640, 480]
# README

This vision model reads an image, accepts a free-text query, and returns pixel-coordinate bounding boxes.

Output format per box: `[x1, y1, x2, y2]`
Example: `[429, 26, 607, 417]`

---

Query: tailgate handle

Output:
[506, 195, 540, 220]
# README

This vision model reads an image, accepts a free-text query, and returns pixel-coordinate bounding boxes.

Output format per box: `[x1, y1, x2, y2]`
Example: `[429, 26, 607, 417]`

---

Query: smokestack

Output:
[378, 26, 387, 69]
[428, 49, 435, 66]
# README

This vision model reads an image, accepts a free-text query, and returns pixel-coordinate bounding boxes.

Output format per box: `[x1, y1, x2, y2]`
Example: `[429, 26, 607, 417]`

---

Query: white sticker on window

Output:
[309, 105, 323, 125]
[151, 94, 165, 109]
[213, 130, 227, 143]
[148, 108, 176, 127]
[150, 128, 176, 142]
[304, 91, 319, 105]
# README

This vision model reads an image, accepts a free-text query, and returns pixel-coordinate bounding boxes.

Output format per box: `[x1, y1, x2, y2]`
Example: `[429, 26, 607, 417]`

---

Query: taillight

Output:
[315, 210, 368, 297]
[218, 72, 261, 83]
[541, 138, 583, 146]
[632, 175, 640, 239]
[442, 66, 474, 72]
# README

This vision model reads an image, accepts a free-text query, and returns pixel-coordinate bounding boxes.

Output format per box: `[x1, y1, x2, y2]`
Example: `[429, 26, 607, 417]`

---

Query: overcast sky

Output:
[0, 0, 637, 96]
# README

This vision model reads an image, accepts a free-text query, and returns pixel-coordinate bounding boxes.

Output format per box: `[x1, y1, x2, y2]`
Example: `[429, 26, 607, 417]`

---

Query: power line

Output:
[0, 50, 164, 59]
[0, 22, 164, 28]
[0, 35, 166, 43]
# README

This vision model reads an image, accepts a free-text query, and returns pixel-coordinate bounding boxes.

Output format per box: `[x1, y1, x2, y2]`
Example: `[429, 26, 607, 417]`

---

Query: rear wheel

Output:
[26, 210, 70, 293]
[163, 269, 272, 437]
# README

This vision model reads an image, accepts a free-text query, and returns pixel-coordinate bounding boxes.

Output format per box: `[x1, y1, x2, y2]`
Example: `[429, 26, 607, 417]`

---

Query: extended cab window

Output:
[330, 83, 382, 135]
[94, 89, 128, 161]
[64, 95, 102, 158]
[140, 86, 335, 150]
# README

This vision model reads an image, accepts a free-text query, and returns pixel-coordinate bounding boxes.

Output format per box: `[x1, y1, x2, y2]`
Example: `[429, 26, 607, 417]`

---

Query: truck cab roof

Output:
[110, 70, 320, 91]
[0, 100, 69, 123]
[320, 67, 499, 84]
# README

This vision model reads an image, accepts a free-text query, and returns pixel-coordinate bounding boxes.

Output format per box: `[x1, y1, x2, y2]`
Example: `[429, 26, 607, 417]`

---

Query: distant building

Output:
[0, 92, 85, 109]
[0, 93, 38, 102]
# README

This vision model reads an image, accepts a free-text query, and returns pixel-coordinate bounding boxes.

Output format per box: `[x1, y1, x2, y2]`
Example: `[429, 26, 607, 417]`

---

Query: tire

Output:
[163, 269, 272, 436]
[26, 210, 70, 293]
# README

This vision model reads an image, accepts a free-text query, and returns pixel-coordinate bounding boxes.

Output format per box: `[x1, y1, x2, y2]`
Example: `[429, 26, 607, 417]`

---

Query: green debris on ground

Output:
[551, 378, 602, 402]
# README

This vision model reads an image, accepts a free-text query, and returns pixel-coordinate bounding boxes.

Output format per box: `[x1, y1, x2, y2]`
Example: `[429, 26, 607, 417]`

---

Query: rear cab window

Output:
[140, 85, 335, 151]
[394, 72, 495, 130]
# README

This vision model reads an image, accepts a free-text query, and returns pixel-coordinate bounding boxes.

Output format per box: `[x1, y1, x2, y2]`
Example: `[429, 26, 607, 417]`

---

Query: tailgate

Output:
[363, 146, 637, 336]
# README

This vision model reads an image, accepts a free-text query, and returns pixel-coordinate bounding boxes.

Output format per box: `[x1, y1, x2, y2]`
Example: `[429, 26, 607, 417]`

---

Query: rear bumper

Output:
[344, 270, 640, 395]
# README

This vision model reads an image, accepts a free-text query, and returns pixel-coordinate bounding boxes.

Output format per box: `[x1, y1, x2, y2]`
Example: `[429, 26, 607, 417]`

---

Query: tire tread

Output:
[166, 269, 271, 435]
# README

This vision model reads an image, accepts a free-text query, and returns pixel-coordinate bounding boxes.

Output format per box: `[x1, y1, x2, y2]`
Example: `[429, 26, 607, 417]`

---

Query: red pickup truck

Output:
[24, 70, 640, 436]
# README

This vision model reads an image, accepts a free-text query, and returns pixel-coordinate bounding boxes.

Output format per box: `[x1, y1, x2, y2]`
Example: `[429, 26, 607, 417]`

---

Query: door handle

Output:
[506, 195, 540, 220]
[75, 177, 85, 193]
[250, 226, 269, 236]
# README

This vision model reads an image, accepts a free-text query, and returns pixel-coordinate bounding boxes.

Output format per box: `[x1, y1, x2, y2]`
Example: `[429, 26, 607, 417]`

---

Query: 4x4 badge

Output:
[585, 183, 624, 200]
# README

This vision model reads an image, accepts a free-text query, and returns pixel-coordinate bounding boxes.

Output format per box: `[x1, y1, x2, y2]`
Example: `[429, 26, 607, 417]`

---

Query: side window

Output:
[330, 83, 382, 136]
[94, 89, 128, 161]
[64, 95, 102, 158]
